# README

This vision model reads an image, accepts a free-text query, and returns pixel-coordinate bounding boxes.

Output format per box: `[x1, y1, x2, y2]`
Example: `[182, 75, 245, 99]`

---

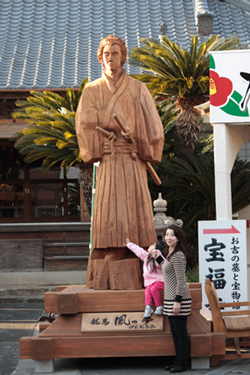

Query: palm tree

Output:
[150, 137, 250, 266]
[129, 35, 242, 151]
[10, 78, 93, 216]
[231, 158, 250, 213]
[157, 97, 179, 153]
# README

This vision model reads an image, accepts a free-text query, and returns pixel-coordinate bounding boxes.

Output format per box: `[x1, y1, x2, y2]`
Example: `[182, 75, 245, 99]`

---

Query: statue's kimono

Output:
[76, 70, 164, 249]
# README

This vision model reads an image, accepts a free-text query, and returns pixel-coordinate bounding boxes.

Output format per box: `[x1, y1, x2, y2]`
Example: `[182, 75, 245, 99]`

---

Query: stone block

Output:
[34, 359, 54, 373]
[191, 356, 210, 369]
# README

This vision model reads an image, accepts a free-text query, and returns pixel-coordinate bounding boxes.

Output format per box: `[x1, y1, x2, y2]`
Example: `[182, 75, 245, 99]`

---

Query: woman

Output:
[152, 225, 192, 373]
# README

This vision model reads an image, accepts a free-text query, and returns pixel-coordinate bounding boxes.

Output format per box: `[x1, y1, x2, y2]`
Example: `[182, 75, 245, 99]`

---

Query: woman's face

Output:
[165, 228, 178, 249]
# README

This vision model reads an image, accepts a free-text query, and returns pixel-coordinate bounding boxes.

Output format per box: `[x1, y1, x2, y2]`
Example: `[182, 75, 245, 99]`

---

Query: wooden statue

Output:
[76, 35, 164, 290]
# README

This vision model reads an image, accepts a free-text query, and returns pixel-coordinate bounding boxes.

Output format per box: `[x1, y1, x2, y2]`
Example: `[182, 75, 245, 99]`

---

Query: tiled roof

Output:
[208, 0, 250, 44]
[0, 0, 250, 90]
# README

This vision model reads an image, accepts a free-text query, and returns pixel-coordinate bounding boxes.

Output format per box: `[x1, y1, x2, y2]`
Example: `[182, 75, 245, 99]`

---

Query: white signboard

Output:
[198, 220, 247, 319]
[210, 50, 250, 124]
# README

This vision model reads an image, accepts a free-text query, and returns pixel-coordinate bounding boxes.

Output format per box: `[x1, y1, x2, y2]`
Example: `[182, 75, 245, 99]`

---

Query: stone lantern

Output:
[153, 193, 183, 241]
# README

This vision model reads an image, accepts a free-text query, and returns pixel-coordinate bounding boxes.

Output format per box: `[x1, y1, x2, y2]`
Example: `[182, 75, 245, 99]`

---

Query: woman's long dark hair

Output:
[146, 240, 166, 272]
[164, 224, 188, 259]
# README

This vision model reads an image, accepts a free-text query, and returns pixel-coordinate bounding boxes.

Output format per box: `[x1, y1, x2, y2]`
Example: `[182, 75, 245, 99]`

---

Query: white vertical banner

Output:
[89, 162, 100, 254]
[198, 220, 247, 319]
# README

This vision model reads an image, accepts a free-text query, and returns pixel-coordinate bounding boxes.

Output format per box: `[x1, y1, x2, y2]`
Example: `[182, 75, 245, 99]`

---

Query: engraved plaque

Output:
[81, 312, 163, 332]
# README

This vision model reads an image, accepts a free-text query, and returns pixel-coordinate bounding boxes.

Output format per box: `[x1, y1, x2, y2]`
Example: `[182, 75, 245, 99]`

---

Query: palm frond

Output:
[11, 78, 90, 171]
[129, 34, 243, 146]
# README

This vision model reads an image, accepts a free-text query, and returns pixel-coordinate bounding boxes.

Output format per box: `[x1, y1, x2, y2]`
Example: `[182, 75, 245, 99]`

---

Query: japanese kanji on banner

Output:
[198, 220, 248, 319]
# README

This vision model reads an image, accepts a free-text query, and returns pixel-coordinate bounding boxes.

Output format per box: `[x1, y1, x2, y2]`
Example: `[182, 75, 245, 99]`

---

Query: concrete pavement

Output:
[0, 302, 44, 375]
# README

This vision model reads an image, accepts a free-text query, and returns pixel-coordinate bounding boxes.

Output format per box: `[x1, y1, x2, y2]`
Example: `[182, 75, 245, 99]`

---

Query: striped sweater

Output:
[156, 251, 192, 316]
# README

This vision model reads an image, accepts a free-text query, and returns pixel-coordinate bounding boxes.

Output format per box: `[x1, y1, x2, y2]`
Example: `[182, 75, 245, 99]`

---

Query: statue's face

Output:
[103, 44, 122, 73]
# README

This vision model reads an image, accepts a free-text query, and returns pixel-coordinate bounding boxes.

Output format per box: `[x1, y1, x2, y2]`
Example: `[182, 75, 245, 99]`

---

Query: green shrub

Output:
[186, 265, 199, 283]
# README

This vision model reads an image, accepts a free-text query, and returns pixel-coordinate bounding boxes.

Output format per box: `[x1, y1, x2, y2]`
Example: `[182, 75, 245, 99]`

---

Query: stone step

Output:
[0, 286, 56, 303]
[0, 270, 87, 303]
[0, 295, 45, 303]
[0, 286, 56, 296]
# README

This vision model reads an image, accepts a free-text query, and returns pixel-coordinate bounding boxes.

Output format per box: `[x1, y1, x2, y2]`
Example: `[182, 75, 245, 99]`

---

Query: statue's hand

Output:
[125, 238, 130, 245]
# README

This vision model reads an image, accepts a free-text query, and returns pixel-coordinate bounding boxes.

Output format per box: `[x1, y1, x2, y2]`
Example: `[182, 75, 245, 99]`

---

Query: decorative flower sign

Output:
[210, 71, 233, 107]
[210, 53, 249, 119]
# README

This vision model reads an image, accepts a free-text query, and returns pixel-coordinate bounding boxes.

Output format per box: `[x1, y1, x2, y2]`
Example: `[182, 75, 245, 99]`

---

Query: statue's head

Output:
[97, 35, 127, 68]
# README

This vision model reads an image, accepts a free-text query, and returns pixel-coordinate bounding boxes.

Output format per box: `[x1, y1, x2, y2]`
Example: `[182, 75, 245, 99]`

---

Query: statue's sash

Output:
[103, 72, 128, 129]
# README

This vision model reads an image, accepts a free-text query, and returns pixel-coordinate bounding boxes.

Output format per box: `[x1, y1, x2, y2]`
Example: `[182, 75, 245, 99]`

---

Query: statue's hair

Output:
[97, 35, 127, 67]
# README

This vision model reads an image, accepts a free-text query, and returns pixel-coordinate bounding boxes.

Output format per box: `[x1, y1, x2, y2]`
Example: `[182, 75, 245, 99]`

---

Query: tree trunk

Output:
[178, 135, 195, 155]
[175, 95, 205, 151]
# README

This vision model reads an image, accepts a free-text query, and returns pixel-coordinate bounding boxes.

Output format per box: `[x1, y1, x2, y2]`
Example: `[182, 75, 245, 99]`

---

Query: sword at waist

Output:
[113, 114, 162, 186]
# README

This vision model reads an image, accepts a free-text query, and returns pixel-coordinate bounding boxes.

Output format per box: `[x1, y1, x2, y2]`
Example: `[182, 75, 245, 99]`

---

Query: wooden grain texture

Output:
[92, 259, 109, 289]
[108, 258, 142, 290]
[0, 223, 90, 271]
[20, 282, 222, 362]
[76, 36, 164, 291]
[39, 323, 50, 333]
[205, 278, 250, 364]
[189, 287, 202, 310]
[44, 257, 88, 271]
[211, 332, 226, 355]
[88, 249, 143, 290]
[190, 334, 212, 357]
[44, 292, 57, 314]
[45, 286, 86, 314]
[187, 310, 211, 334]
[31, 337, 53, 360]
[56, 285, 87, 314]
[0, 239, 43, 270]
[224, 316, 250, 330]
[81, 312, 163, 332]
[40, 314, 82, 337]
[20, 330, 222, 359]
[56, 286, 68, 292]
[42, 304, 208, 339]
[39, 313, 171, 337]
[44, 284, 202, 314]
[225, 329, 250, 338]
[19, 337, 32, 359]
[52, 335, 175, 358]
[21, 334, 176, 359]
[77, 288, 146, 313]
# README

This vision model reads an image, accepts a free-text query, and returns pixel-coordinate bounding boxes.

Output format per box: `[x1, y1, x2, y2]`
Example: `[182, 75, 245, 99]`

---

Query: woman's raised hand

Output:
[151, 249, 161, 258]
[148, 243, 156, 254]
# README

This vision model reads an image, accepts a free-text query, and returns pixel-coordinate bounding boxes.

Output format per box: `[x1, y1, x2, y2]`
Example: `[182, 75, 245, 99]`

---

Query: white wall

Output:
[214, 125, 250, 300]
[237, 205, 250, 301]
[214, 124, 250, 220]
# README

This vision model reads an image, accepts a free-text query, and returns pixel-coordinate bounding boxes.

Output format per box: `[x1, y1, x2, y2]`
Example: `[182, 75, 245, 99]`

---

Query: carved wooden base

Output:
[19, 283, 226, 369]
[108, 258, 142, 289]
[87, 248, 143, 290]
